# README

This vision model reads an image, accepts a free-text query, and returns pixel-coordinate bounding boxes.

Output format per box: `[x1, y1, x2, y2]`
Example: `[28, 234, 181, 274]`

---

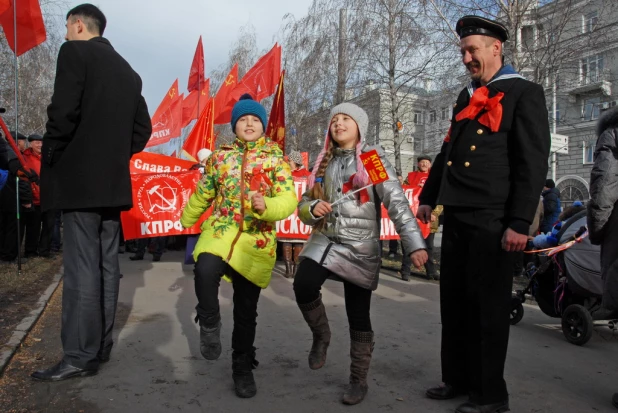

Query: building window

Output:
[521, 25, 535, 49]
[413, 111, 423, 125]
[441, 107, 449, 121]
[583, 140, 596, 164]
[429, 110, 436, 124]
[581, 55, 604, 84]
[582, 97, 601, 121]
[583, 11, 598, 33]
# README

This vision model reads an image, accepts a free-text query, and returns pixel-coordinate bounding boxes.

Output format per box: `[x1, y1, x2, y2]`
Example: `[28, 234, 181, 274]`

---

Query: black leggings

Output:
[194, 253, 262, 353]
[293, 258, 373, 332]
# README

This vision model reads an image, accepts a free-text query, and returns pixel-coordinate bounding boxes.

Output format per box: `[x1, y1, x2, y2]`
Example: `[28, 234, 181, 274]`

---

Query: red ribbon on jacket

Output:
[342, 174, 370, 204]
[455, 86, 504, 132]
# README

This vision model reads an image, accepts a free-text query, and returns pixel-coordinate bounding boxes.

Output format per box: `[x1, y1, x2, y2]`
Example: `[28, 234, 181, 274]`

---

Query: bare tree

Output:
[0, 0, 66, 135]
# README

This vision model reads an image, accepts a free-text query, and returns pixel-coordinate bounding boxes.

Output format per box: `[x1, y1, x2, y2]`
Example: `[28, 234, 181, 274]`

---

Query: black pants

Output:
[61, 209, 121, 370]
[21, 207, 42, 256]
[401, 232, 437, 275]
[136, 236, 166, 257]
[293, 258, 372, 332]
[194, 253, 262, 354]
[440, 207, 514, 405]
[0, 211, 18, 261]
[51, 210, 62, 251]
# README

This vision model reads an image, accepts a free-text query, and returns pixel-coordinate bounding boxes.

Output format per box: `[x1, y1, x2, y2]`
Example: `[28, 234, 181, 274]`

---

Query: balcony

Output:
[567, 69, 612, 96]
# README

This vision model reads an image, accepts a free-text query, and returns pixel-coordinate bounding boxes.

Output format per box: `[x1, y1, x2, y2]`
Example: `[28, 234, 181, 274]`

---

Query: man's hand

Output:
[251, 192, 266, 214]
[312, 201, 332, 218]
[502, 228, 528, 252]
[410, 249, 429, 269]
[416, 205, 433, 224]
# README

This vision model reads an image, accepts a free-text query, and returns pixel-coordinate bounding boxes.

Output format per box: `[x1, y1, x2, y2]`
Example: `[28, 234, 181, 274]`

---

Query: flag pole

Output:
[13, 0, 19, 136]
[14, 0, 22, 275]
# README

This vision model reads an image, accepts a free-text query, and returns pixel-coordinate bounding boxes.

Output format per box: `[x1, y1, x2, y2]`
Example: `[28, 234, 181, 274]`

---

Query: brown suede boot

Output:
[282, 243, 293, 278]
[298, 296, 331, 370]
[342, 330, 374, 405]
[292, 245, 303, 278]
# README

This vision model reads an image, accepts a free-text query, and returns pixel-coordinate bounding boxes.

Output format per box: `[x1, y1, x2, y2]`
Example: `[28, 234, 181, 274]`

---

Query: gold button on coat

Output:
[447, 161, 452, 166]
[453, 103, 457, 108]
[477, 129, 483, 135]
[470, 145, 476, 151]
[464, 162, 470, 167]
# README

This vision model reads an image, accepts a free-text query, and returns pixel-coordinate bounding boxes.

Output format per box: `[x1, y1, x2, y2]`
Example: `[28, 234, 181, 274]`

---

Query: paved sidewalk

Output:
[3, 250, 618, 412]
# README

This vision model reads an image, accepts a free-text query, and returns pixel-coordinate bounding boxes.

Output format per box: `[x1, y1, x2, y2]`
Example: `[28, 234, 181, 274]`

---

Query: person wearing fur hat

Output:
[294, 102, 427, 405]
[279, 150, 310, 278]
[181, 94, 297, 399]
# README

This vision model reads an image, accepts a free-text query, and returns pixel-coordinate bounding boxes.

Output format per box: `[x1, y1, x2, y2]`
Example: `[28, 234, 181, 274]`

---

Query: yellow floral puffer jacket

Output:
[181, 137, 297, 288]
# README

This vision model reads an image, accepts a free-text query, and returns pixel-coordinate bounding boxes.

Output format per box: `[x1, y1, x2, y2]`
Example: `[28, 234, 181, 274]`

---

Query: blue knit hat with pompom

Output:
[230, 93, 267, 134]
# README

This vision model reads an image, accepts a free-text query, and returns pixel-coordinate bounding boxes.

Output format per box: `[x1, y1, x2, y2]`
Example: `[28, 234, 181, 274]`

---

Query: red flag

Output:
[213, 63, 239, 124]
[265, 71, 285, 150]
[215, 44, 281, 124]
[187, 36, 205, 93]
[0, 0, 47, 56]
[147, 79, 183, 148]
[182, 99, 215, 162]
[182, 79, 210, 127]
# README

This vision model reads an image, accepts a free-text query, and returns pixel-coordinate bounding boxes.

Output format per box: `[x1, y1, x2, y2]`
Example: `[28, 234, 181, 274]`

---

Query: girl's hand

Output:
[251, 192, 267, 214]
[410, 250, 428, 269]
[312, 201, 332, 217]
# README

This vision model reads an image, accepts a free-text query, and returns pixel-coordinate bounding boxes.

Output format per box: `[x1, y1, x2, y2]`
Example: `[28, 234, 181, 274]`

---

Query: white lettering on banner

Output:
[140, 220, 185, 236]
[151, 129, 171, 140]
[133, 160, 186, 174]
[380, 218, 397, 237]
[141, 222, 151, 235]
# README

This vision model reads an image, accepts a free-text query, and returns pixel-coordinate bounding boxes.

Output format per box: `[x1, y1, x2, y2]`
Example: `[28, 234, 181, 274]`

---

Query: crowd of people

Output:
[0, 4, 615, 413]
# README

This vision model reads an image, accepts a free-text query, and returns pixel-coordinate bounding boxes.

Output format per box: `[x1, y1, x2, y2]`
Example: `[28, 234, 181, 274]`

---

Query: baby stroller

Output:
[510, 211, 617, 346]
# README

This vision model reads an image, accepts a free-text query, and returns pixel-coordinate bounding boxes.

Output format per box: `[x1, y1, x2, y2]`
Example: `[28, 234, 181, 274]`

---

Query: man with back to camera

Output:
[417, 16, 550, 413]
[32, 3, 152, 381]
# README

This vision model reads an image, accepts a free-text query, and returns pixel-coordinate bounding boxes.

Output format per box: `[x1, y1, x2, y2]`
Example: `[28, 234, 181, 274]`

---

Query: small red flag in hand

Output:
[360, 150, 389, 185]
[342, 174, 370, 203]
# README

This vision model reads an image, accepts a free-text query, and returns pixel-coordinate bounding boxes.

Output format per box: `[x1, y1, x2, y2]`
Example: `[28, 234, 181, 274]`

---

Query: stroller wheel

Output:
[561, 304, 594, 346]
[510, 297, 524, 325]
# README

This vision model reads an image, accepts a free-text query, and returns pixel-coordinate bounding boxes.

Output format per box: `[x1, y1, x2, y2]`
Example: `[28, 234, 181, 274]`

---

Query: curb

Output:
[0, 271, 63, 376]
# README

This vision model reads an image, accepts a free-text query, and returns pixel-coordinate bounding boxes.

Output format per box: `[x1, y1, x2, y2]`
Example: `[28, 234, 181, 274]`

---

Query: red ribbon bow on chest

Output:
[455, 86, 504, 132]
[247, 164, 274, 193]
[342, 174, 370, 204]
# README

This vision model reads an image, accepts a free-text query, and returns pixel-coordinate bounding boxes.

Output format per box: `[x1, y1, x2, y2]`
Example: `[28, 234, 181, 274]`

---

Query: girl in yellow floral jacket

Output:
[180, 94, 297, 399]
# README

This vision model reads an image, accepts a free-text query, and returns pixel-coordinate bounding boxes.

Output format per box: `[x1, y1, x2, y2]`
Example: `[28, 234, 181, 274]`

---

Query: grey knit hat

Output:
[329, 102, 368, 142]
[288, 150, 303, 166]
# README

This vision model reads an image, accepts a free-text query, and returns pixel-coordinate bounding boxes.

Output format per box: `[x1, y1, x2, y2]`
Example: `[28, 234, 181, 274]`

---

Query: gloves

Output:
[7, 159, 39, 184]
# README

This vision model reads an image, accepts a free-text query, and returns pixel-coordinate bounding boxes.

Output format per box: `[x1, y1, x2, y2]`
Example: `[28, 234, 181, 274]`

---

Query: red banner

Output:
[276, 175, 312, 240]
[380, 185, 431, 240]
[121, 171, 207, 239]
[130, 152, 195, 174]
[275, 182, 430, 241]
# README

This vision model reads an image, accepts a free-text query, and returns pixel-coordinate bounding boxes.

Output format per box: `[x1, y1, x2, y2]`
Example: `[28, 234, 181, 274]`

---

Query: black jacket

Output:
[540, 187, 561, 233]
[588, 107, 618, 310]
[40, 37, 152, 211]
[0, 137, 32, 212]
[419, 75, 551, 235]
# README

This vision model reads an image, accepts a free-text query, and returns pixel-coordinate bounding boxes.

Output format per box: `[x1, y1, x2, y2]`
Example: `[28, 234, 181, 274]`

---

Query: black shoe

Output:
[232, 350, 258, 398]
[401, 272, 410, 282]
[455, 400, 509, 413]
[153, 255, 161, 262]
[428, 272, 440, 281]
[426, 383, 467, 400]
[612, 393, 618, 409]
[129, 253, 144, 261]
[31, 360, 97, 382]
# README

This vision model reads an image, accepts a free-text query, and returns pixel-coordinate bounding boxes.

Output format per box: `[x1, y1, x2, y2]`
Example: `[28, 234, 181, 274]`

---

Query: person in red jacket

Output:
[20, 134, 56, 258]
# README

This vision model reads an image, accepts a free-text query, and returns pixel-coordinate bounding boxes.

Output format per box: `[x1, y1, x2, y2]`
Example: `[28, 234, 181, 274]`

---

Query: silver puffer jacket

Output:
[298, 145, 426, 290]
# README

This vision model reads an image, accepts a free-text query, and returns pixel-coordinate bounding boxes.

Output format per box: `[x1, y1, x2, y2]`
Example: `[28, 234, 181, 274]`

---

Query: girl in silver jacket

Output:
[293, 102, 428, 405]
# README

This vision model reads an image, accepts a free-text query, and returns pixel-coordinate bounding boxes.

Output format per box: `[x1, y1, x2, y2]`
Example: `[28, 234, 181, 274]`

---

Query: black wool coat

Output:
[40, 37, 152, 212]
[419, 75, 551, 235]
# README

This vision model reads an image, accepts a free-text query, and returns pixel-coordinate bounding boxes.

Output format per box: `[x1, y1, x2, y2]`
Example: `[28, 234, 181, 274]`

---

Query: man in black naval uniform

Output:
[417, 16, 551, 413]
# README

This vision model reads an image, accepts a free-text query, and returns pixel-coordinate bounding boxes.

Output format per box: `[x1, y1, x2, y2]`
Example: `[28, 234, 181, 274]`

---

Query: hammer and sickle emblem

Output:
[225, 75, 235, 86]
[169, 88, 176, 99]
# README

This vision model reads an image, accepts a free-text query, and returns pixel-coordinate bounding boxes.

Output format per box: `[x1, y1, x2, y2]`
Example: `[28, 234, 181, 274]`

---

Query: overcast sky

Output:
[83, 0, 313, 113]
